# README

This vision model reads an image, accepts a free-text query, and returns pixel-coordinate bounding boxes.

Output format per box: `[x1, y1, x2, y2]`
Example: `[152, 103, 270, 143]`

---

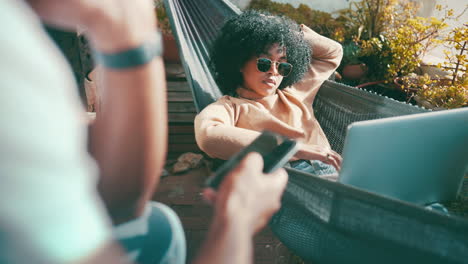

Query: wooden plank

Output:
[185, 230, 209, 262]
[168, 121, 195, 126]
[167, 75, 188, 82]
[167, 144, 201, 153]
[179, 217, 212, 229]
[166, 152, 186, 160]
[169, 124, 195, 134]
[168, 102, 197, 113]
[153, 166, 208, 202]
[167, 91, 194, 102]
[167, 81, 191, 92]
[254, 228, 280, 244]
[153, 157, 297, 264]
[165, 63, 186, 80]
[254, 241, 294, 262]
[169, 205, 213, 218]
[168, 112, 197, 123]
[169, 134, 197, 144]
[166, 150, 199, 159]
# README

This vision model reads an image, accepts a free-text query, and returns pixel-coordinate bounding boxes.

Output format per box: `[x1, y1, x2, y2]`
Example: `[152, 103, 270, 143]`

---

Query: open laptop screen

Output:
[338, 108, 468, 205]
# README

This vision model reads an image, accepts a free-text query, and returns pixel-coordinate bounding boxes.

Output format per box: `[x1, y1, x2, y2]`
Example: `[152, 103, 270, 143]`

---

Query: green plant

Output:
[338, 0, 393, 41]
[339, 0, 454, 84]
[337, 0, 400, 81]
[439, 23, 468, 85]
[247, 0, 467, 108]
[154, 0, 172, 35]
[248, 0, 347, 41]
[413, 23, 468, 109]
[342, 41, 363, 65]
[416, 79, 467, 109]
[397, 16, 468, 109]
[384, 3, 450, 80]
[357, 35, 392, 81]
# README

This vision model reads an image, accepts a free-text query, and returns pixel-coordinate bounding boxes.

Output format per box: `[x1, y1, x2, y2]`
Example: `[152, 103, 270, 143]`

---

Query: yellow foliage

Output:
[406, 25, 468, 109]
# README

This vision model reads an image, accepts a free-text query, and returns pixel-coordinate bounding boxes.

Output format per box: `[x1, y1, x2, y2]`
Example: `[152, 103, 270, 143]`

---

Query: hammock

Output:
[163, 0, 468, 263]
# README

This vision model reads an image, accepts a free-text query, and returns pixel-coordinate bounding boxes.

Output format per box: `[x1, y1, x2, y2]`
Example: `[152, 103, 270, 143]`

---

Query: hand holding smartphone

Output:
[205, 131, 298, 189]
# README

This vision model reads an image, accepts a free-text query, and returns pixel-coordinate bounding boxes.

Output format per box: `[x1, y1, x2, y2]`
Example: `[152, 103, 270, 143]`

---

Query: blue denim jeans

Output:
[115, 202, 186, 264]
[289, 159, 339, 181]
[290, 160, 449, 215]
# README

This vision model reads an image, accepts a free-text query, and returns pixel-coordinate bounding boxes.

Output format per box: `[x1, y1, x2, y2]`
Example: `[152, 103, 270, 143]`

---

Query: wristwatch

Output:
[93, 30, 163, 69]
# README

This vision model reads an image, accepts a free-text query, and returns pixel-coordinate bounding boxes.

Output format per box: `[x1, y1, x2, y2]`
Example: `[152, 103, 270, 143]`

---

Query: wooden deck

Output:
[153, 62, 301, 263]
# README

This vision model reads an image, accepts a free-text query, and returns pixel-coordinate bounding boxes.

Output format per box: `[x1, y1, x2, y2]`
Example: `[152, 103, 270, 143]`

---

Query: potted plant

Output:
[336, 0, 462, 104]
[337, 0, 401, 85]
[341, 41, 368, 80]
[155, 0, 180, 63]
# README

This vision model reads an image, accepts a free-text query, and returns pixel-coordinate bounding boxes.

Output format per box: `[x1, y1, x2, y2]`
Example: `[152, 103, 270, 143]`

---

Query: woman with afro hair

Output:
[195, 10, 343, 176]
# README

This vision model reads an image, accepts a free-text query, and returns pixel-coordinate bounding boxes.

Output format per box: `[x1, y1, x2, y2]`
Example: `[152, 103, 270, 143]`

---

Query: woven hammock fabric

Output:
[313, 81, 428, 153]
[275, 168, 468, 263]
[164, 0, 468, 262]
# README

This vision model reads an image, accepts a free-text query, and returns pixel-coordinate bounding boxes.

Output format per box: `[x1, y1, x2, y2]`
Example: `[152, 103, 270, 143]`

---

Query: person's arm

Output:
[20, 1, 163, 263]
[192, 153, 288, 264]
[195, 99, 262, 160]
[287, 25, 343, 170]
[1, 1, 138, 263]
[86, 7, 166, 225]
[30, 0, 168, 224]
[291, 24, 343, 104]
[195, 99, 342, 169]
[89, 58, 167, 223]
[192, 217, 253, 264]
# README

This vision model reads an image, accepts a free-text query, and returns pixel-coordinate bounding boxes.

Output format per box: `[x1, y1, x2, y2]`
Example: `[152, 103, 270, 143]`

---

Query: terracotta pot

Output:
[394, 77, 418, 93]
[413, 95, 446, 111]
[342, 63, 368, 80]
[163, 34, 180, 63]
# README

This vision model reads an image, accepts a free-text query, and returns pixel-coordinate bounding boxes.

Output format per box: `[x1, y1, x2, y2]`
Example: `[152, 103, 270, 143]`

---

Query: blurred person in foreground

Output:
[0, 1, 287, 264]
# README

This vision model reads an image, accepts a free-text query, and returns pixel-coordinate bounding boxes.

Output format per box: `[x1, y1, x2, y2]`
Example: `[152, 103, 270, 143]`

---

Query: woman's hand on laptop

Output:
[295, 143, 342, 171]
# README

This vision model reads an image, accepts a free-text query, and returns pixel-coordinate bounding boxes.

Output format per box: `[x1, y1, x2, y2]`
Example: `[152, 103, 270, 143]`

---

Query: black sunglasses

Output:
[256, 58, 293, 77]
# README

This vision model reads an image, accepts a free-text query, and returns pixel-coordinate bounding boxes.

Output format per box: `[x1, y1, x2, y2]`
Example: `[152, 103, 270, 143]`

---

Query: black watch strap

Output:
[93, 31, 163, 69]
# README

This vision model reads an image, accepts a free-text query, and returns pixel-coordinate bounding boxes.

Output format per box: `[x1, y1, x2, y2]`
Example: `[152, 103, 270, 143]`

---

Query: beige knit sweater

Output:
[194, 25, 343, 160]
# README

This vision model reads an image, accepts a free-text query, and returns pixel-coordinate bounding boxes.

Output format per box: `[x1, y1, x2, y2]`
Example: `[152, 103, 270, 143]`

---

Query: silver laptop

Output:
[338, 108, 468, 205]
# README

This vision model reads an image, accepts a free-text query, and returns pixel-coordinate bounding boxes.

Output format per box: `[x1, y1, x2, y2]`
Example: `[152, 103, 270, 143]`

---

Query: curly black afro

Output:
[210, 10, 311, 96]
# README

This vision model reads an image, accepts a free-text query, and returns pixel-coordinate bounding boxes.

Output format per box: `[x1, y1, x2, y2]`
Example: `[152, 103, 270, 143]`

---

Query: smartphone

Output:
[205, 131, 298, 189]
